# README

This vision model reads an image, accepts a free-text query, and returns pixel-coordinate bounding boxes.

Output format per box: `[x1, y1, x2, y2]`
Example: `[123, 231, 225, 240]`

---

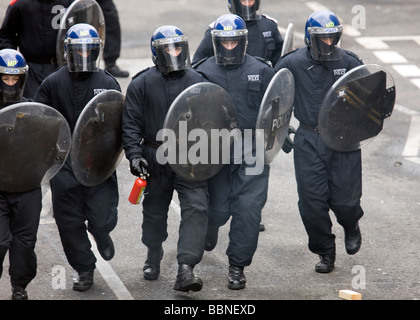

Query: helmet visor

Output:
[65, 38, 102, 72]
[308, 26, 342, 61]
[152, 36, 190, 74]
[211, 29, 248, 65]
[0, 73, 26, 104]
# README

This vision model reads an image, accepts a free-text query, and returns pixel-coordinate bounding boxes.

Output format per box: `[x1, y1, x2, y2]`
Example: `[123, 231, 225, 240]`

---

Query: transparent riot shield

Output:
[281, 23, 295, 57]
[70, 90, 125, 186]
[161, 82, 238, 181]
[318, 64, 396, 152]
[0, 102, 71, 192]
[256, 68, 295, 164]
[56, 0, 105, 66]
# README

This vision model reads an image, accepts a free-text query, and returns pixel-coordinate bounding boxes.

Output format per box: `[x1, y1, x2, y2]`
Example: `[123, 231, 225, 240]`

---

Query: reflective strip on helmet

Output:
[64, 38, 102, 45]
[0, 65, 28, 74]
[211, 29, 248, 38]
[308, 25, 343, 35]
[152, 35, 188, 47]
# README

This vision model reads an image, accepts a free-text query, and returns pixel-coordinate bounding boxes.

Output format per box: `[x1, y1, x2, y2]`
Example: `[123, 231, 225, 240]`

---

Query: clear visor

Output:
[230, 0, 261, 21]
[152, 36, 191, 74]
[308, 26, 343, 61]
[65, 38, 102, 72]
[211, 29, 248, 65]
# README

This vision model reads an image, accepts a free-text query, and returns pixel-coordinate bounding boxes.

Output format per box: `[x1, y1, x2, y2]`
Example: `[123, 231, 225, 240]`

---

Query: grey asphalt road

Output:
[0, 0, 419, 308]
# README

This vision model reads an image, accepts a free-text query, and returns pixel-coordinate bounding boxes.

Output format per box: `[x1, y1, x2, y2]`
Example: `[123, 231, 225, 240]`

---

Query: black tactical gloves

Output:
[130, 157, 149, 177]
[282, 126, 296, 154]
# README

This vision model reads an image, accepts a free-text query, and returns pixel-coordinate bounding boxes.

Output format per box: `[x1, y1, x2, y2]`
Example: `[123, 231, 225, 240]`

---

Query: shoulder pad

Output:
[254, 55, 273, 67]
[262, 14, 278, 24]
[192, 57, 209, 69]
[131, 67, 151, 79]
[344, 49, 363, 63]
[281, 48, 299, 59]
[103, 69, 118, 82]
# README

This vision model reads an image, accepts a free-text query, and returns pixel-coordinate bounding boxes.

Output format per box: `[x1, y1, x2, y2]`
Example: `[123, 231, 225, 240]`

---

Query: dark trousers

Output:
[294, 127, 364, 256]
[97, 0, 121, 67]
[50, 161, 119, 272]
[0, 188, 42, 288]
[141, 148, 209, 267]
[208, 162, 270, 267]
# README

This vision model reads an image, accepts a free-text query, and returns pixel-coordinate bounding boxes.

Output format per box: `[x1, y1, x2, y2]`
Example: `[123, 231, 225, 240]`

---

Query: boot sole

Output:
[174, 278, 203, 292]
[143, 273, 160, 281]
[228, 283, 246, 290]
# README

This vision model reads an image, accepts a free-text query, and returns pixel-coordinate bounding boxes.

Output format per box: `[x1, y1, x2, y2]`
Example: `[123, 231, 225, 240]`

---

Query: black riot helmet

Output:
[151, 25, 191, 75]
[228, 0, 262, 21]
[0, 49, 28, 105]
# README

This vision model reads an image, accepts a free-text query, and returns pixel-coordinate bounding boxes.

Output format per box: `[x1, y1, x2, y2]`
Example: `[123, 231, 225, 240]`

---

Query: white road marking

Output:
[355, 37, 389, 50]
[373, 51, 407, 64]
[392, 64, 420, 77]
[88, 233, 134, 300]
[410, 79, 420, 90]
[395, 104, 420, 164]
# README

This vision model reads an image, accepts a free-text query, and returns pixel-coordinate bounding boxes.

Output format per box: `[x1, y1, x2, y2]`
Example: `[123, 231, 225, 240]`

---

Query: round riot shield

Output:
[70, 90, 125, 186]
[0, 102, 71, 193]
[281, 23, 295, 57]
[56, 0, 105, 66]
[160, 82, 238, 181]
[318, 64, 396, 152]
[256, 68, 295, 164]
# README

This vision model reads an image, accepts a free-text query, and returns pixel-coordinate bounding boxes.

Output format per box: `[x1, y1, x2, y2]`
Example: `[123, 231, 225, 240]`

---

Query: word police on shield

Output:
[157, 82, 265, 180]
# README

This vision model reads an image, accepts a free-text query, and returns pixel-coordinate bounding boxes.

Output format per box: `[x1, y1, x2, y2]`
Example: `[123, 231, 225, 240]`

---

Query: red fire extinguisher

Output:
[128, 174, 147, 204]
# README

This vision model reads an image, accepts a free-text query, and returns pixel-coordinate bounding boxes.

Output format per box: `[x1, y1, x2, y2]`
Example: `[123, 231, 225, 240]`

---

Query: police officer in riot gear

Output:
[193, 0, 284, 67]
[193, 0, 285, 232]
[275, 10, 364, 273]
[122, 25, 209, 292]
[35, 23, 121, 291]
[0, 0, 73, 98]
[0, 48, 41, 300]
[194, 14, 275, 290]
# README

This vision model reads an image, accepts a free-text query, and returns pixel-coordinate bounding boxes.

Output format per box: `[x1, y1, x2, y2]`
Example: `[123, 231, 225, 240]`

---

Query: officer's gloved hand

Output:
[130, 157, 149, 177]
[282, 126, 297, 154]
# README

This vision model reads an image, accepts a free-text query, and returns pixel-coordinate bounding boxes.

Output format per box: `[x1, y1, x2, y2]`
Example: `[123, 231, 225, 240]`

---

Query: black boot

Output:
[315, 253, 335, 273]
[11, 286, 28, 300]
[344, 223, 362, 255]
[228, 266, 246, 290]
[204, 222, 219, 251]
[95, 234, 115, 261]
[173, 264, 203, 292]
[73, 270, 94, 291]
[143, 246, 164, 280]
